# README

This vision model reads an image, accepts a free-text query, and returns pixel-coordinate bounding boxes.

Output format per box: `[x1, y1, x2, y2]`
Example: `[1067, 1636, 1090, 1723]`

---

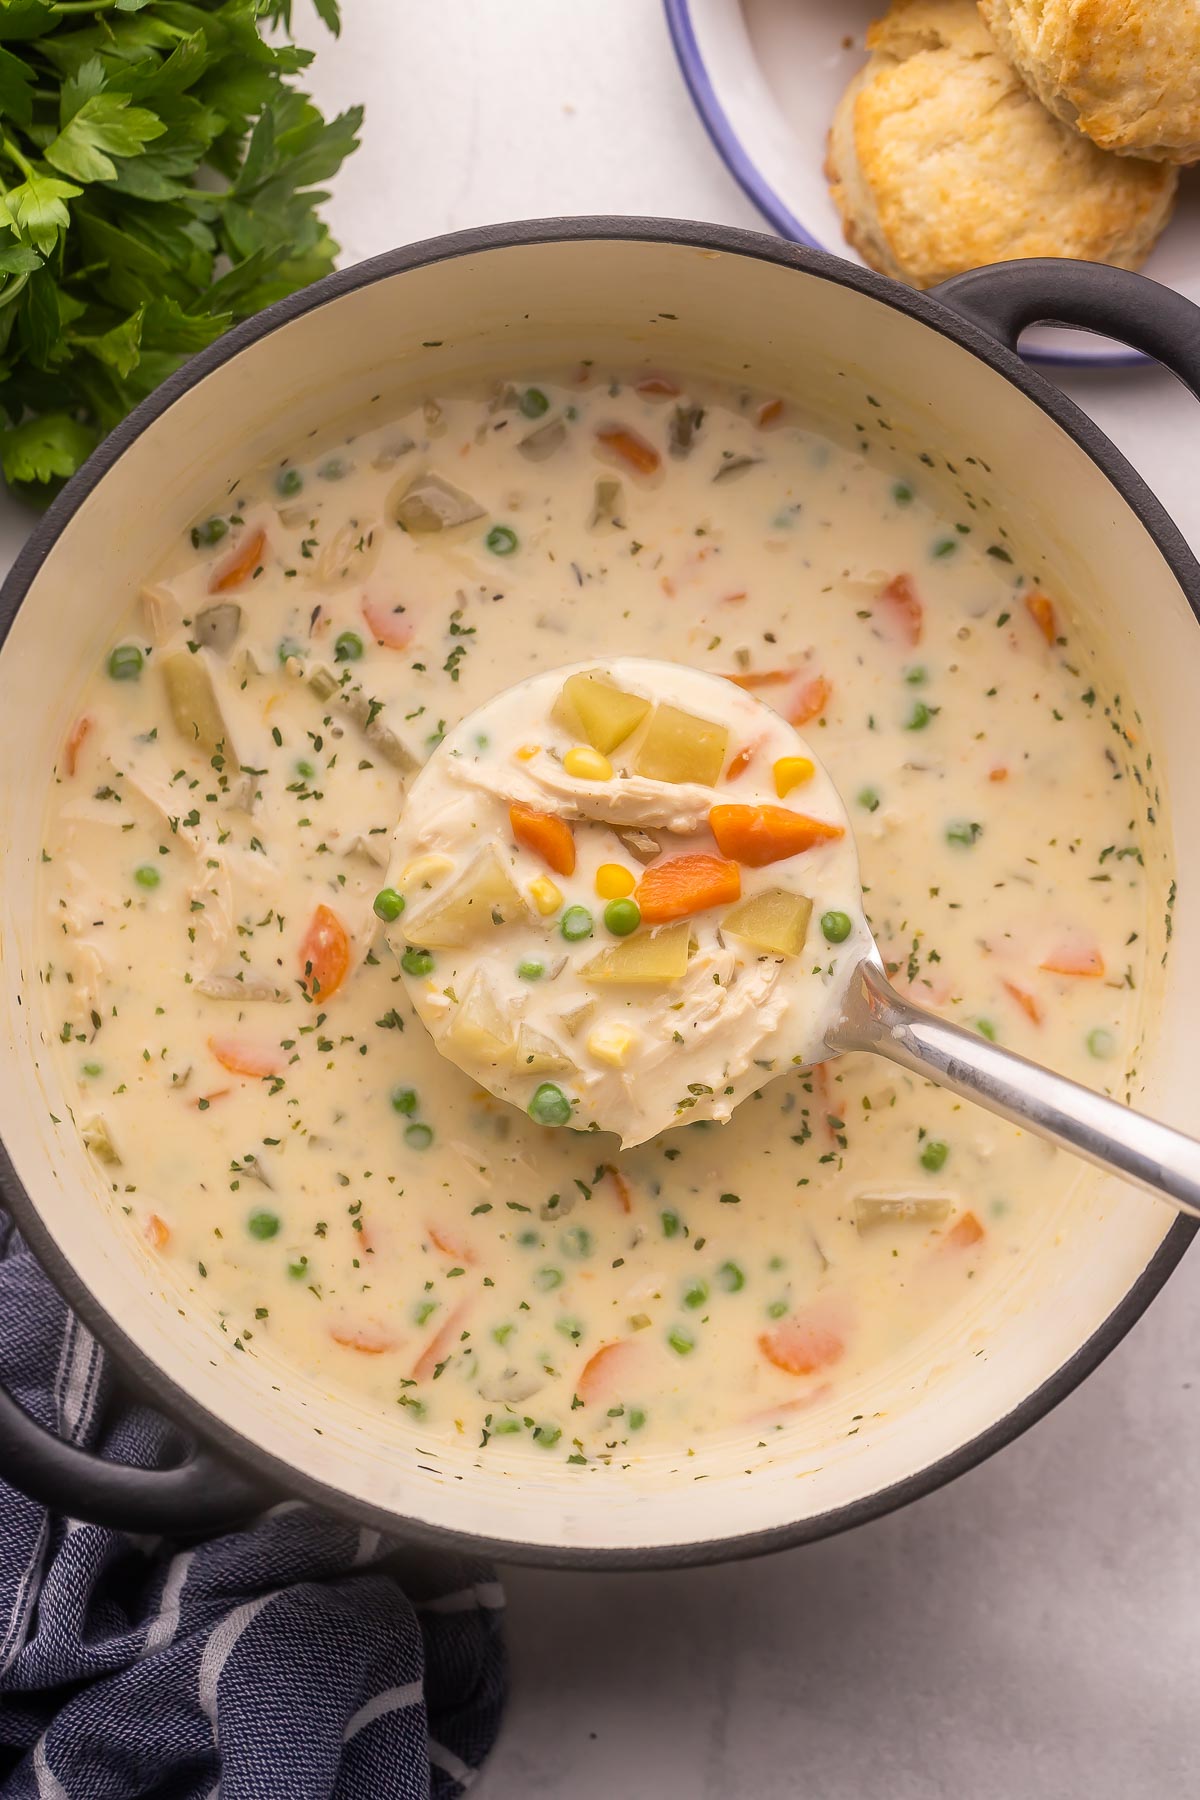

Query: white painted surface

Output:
[0, 2, 1196, 1792]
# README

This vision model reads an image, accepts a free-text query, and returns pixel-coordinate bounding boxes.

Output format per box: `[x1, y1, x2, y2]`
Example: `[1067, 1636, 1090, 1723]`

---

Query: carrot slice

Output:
[635, 375, 680, 398]
[1026, 591, 1058, 645]
[789, 674, 832, 726]
[759, 1301, 847, 1376]
[412, 1301, 471, 1383]
[209, 525, 266, 594]
[299, 903, 351, 1000]
[635, 852, 741, 923]
[724, 668, 795, 690]
[941, 1211, 985, 1251]
[724, 739, 761, 782]
[427, 1223, 477, 1265]
[605, 1165, 633, 1213]
[361, 593, 412, 650]
[208, 1036, 283, 1079]
[145, 1213, 170, 1251]
[596, 426, 660, 476]
[757, 398, 784, 427]
[509, 801, 576, 876]
[330, 1322, 397, 1355]
[1003, 979, 1043, 1025]
[63, 715, 91, 776]
[1040, 944, 1105, 978]
[988, 766, 1008, 783]
[879, 573, 922, 648]
[708, 803, 844, 868]
[577, 1339, 639, 1405]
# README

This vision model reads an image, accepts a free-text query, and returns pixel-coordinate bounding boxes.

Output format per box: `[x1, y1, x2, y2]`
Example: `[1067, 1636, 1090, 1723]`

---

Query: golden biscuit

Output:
[826, 0, 1178, 289]
[980, 0, 1200, 163]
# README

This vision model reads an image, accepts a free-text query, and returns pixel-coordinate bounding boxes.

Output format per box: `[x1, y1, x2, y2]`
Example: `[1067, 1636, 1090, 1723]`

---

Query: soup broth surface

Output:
[36, 370, 1159, 1466]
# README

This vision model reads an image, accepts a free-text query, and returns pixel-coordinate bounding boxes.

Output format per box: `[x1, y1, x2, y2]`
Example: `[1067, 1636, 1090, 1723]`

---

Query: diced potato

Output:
[581, 921, 690, 984]
[392, 471, 485, 533]
[193, 602, 242, 655]
[405, 844, 529, 948]
[557, 1000, 596, 1037]
[514, 1025, 575, 1076]
[722, 888, 813, 957]
[854, 1196, 954, 1233]
[552, 672, 651, 754]
[587, 1022, 639, 1067]
[634, 703, 728, 785]
[161, 650, 239, 768]
[444, 971, 513, 1065]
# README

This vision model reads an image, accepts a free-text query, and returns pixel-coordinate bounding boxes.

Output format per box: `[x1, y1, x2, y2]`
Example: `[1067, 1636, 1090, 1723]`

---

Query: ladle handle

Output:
[828, 959, 1200, 1220]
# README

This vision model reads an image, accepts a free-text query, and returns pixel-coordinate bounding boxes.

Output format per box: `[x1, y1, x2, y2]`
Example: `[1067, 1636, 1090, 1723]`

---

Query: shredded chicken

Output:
[447, 754, 715, 835]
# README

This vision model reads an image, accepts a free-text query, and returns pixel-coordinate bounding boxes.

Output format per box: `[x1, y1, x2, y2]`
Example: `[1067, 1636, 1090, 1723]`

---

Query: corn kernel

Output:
[563, 745, 613, 782]
[595, 862, 636, 899]
[514, 744, 540, 762]
[401, 852, 454, 888]
[587, 1022, 639, 1067]
[773, 755, 815, 798]
[529, 875, 563, 916]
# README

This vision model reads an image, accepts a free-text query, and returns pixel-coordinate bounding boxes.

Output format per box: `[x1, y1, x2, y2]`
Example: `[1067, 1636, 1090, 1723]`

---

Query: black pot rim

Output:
[1, 215, 1194, 1570]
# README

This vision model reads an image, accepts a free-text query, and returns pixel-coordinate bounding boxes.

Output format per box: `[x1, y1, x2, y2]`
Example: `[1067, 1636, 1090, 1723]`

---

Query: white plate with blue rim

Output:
[664, 0, 1200, 366]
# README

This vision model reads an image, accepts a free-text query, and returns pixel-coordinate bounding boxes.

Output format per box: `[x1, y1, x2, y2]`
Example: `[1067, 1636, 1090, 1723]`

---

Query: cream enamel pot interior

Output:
[1, 222, 1198, 1567]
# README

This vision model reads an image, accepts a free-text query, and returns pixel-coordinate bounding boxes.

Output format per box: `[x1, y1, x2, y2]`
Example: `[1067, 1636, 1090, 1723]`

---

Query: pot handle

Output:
[0, 1378, 269, 1534]
[932, 260, 1200, 395]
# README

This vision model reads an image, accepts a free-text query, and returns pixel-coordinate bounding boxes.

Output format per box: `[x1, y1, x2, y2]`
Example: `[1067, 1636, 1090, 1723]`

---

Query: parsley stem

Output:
[0, 136, 34, 180]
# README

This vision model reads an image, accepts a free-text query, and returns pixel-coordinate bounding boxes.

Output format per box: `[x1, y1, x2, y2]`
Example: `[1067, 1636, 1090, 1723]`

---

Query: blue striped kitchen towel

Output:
[0, 1212, 506, 1798]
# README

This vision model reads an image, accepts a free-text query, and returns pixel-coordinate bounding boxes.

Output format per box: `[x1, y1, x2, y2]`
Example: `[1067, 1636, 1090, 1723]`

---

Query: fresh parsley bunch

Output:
[0, 0, 360, 499]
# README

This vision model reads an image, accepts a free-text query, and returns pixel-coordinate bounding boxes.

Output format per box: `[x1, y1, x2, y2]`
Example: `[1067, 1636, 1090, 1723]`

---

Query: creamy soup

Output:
[36, 370, 1160, 1464]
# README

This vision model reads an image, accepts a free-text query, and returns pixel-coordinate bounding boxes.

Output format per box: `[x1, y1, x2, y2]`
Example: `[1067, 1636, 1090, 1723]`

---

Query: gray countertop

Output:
[2, 4, 1196, 1792]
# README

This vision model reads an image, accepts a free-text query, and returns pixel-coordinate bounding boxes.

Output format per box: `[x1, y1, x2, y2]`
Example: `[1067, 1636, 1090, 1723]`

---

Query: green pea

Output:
[534, 1266, 564, 1291]
[1088, 1027, 1116, 1060]
[933, 538, 958, 558]
[528, 1082, 572, 1127]
[668, 1327, 695, 1356]
[519, 387, 550, 418]
[905, 665, 927, 686]
[683, 1278, 709, 1310]
[404, 1121, 434, 1150]
[287, 1257, 309, 1279]
[107, 644, 144, 682]
[892, 481, 914, 505]
[517, 1229, 540, 1248]
[390, 1086, 418, 1115]
[81, 1061, 102, 1078]
[627, 1407, 647, 1431]
[534, 1424, 561, 1448]
[555, 1315, 584, 1340]
[661, 1209, 681, 1238]
[857, 786, 881, 813]
[335, 630, 364, 663]
[717, 1261, 745, 1292]
[604, 897, 640, 937]
[134, 864, 161, 890]
[486, 524, 518, 556]
[946, 819, 982, 848]
[562, 1226, 592, 1259]
[295, 759, 316, 778]
[920, 1138, 949, 1172]
[401, 947, 434, 977]
[517, 959, 544, 982]
[276, 467, 303, 496]
[277, 637, 304, 665]
[190, 516, 228, 549]
[975, 1018, 998, 1042]
[373, 887, 405, 923]
[247, 1209, 280, 1241]
[319, 456, 349, 481]
[821, 910, 852, 945]
[492, 1323, 515, 1345]
[491, 1415, 521, 1433]
[767, 1299, 789, 1320]
[905, 700, 932, 731]
[560, 905, 593, 943]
